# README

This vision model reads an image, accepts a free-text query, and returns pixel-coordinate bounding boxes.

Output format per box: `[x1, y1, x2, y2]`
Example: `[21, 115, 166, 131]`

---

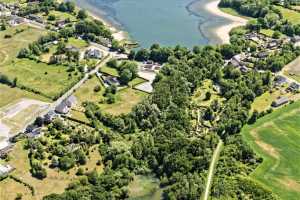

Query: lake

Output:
[74, 0, 231, 48]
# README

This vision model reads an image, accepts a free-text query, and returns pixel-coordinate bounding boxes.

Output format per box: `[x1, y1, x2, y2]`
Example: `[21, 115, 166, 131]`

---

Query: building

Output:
[44, 110, 57, 124]
[85, 48, 102, 59]
[292, 36, 300, 47]
[65, 45, 79, 53]
[55, 95, 77, 114]
[102, 75, 120, 87]
[271, 96, 289, 107]
[27, 127, 42, 138]
[0, 164, 13, 176]
[287, 82, 300, 92]
[55, 101, 70, 114]
[274, 75, 288, 86]
[27, 14, 44, 24]
[56, 20, 67, 28]
[8, 15, 26, 26]
[65, 95, 77, 107]
[257, 51, 269, 58]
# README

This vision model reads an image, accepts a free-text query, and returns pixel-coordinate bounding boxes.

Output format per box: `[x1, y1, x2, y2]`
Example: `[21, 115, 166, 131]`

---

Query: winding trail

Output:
[201, 139, 223, 200]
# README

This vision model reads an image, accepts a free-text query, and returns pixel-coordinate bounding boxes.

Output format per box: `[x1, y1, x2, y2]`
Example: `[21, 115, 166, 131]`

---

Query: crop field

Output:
[242, 100, 300, 200]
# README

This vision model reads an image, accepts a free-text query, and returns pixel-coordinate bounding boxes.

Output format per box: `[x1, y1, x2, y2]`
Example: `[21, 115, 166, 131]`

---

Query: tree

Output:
[120, 69, 133, 85]
[12, 78, 17, 87]
[106, 93, 116, 104]
[59, 156, 75, 170]
[135, 48, 150, 61]
[77, 9, 88, 20]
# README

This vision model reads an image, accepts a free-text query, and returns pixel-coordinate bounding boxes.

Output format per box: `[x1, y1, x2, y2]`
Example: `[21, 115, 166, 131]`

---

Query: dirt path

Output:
[201, 139, 223, 200]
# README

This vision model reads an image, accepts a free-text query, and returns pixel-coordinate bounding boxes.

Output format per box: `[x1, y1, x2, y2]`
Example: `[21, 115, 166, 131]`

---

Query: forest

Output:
[37, 41, 281, 199]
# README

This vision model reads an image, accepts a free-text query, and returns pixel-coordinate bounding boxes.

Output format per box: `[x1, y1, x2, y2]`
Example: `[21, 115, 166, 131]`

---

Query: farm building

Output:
[271, 96, 289, 107]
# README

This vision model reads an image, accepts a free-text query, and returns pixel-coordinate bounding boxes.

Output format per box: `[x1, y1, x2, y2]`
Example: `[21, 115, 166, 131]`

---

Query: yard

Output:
[250, 89, 288, 113]
[242, 100, 300, 200]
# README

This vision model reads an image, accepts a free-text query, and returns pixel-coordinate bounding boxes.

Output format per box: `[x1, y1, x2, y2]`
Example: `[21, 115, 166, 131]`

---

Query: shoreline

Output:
[204, 0, 248, 44]
[86, 10, 129, 42]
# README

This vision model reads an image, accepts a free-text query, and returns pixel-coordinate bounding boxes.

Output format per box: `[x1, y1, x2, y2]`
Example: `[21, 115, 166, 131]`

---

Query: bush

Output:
[94, 85, 101, 92]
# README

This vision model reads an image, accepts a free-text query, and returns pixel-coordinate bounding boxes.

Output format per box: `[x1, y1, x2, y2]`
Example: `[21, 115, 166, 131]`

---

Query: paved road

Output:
[201, 139, 223, 200]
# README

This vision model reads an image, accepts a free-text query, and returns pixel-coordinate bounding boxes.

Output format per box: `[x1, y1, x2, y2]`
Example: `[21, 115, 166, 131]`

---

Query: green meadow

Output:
[242, 101, 300, 200]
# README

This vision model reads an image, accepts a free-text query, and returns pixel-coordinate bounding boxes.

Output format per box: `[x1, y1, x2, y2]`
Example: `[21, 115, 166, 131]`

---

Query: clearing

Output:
[128, 175, 163, 200]
[242, 100, 300, 200]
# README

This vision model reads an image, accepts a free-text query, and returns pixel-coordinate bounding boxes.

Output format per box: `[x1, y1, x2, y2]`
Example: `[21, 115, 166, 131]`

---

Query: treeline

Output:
[219, 0, 300, 36]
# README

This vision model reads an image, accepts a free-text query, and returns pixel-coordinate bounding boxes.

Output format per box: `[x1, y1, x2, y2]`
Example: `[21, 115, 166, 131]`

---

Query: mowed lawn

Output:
[242, 100, 300, 200]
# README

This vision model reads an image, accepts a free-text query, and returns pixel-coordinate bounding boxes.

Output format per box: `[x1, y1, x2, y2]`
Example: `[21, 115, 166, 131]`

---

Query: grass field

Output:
[192, 80, 223, 107]
[283, 56, 300, 83]
[0, 25, 80, 99]
[242, 100, 300, 200]
[0, 25, 45, 67]
[275, 6, 300, 25]
[128, 175, 162, 200]
[0, 84, 50, 108]
[67, 37, 88, 49]
[0, 59, 81, 98]
[74, 75, 147, 116]
[0, 141, 103, 200]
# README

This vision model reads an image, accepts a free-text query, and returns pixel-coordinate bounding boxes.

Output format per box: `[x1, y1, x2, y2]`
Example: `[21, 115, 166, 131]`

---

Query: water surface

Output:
[74, 0, 231, 47]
